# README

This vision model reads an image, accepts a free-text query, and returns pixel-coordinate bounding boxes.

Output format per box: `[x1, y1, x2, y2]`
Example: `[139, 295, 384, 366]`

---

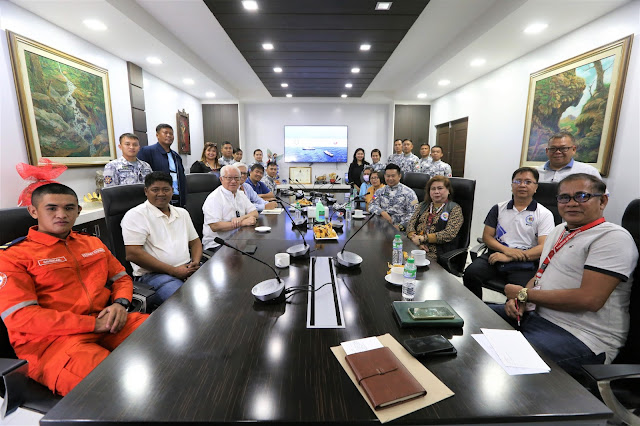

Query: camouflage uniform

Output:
[398, 153, 420, 175]
[219, 157, 237, 167]
[262, 175, 278, 193]
[387, 153, 404, 166]
[103, 157, 152, 187]
[430, 160, 453, 177]
[371, 162, 386, 173]
[417, 157, 432, 174]
[368, 183, 418, 229]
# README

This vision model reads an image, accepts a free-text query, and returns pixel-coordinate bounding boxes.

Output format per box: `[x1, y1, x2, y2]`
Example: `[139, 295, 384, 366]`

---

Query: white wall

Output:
[430, 1, 640, 239]
[242, 103, 392, 184]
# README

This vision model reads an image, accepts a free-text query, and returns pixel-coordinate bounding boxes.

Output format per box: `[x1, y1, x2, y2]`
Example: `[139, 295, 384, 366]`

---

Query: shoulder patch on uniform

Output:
[0, 236, 27, 250]
[0, 272, 6, 290]
[104, 175, 113, 184]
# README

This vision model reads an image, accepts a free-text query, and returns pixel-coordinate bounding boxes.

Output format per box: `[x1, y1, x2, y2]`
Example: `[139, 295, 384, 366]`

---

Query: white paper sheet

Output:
[341, 336, 384, 355]
[472, 334, 550, 375]
[261, 208, 283, 215]
[479, 328, 550, 371]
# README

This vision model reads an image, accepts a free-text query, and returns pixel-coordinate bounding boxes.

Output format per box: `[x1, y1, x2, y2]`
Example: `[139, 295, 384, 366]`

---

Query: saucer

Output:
[414, 259, 431, 267]
[352, 215, 365, 219]
[384, 274, 403, 286]
[255, 226, 271, 233]
[330, 220, 344, 228]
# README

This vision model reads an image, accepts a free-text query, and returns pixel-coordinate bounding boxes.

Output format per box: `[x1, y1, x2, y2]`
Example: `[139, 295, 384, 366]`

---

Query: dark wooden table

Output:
[41, 210, 611, 425]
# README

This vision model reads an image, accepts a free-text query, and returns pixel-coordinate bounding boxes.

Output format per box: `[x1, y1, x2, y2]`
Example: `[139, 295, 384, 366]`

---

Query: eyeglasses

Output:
[547, 146, 573, 153]
[240, 172, 248, 176]
[222, 176, 241, 181]
[512, 179, 537, 186]
[556, 192, 603, 204]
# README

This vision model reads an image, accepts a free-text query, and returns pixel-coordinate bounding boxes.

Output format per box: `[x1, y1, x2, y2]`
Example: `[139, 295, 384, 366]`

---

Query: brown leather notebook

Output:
[345, 346, 427, 409]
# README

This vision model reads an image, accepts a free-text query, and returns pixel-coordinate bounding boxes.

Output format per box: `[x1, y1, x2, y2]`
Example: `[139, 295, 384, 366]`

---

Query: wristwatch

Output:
[114, 298, 131, 310]
[517, 288, 529, 303]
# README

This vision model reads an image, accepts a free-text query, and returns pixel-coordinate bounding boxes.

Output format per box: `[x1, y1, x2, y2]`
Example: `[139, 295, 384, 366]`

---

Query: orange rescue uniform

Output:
[0, 227, 147, 396]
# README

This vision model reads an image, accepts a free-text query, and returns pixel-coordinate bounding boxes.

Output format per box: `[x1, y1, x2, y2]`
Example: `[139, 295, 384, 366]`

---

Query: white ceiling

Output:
[10, 0, 630, 104]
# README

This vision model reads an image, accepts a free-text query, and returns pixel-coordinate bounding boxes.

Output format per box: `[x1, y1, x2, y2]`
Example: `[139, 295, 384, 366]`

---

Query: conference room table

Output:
[42, 204, 611, 425]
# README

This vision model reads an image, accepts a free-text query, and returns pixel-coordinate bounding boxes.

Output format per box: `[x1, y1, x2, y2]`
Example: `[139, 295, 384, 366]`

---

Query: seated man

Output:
[202, 165, 259, 250]
[0, 183, 147, 396]
[103, 133, 152, 187]
[493, 174, 638, 383]
[236, 163, 277, 212]
[464, 167, 555, 299]
[121, 172, 202, 307]
[368, 163, 418, 231]
[262, 161, 280, 194]
[247, 163, 275, 200]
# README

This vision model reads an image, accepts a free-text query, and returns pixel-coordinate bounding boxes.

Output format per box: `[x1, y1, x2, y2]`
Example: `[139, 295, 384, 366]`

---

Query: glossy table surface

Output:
[42, 208, 611, 424]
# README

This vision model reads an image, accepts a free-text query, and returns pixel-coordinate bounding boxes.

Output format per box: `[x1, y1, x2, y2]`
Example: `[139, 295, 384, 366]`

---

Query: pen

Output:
[515, 299, 521, 327]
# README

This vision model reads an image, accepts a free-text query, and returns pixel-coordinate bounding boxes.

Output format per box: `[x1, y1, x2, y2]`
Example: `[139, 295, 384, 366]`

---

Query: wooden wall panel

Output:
[394, 104, 430, 155]
[202, 104, 240, 148]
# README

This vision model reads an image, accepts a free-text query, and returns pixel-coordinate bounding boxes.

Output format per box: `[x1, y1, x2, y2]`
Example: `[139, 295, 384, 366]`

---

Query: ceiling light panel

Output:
[345, 83, 352, 88]
[281, 83, 288, 88]
[438, 79, 450, 86]
[351, 68, 360, 73]
[242, 1, 258, 11]
[524, 22, 548, 34]
[262, 43, 274, 50]
[146, 56, 163, 65]
[360, 44, 371, 51]
[83, 19, 107, 31]
[470, 58, 486, 67]
[417, 93, 427, 99]
[273, 67, 282, 73]
[183, 78, 195, 85]
[375, 2, 392, 11]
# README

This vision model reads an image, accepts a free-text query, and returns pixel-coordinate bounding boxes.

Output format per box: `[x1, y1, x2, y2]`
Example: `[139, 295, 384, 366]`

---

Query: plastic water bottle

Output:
[392, 234, 403, 267]
[294, 202, 301, 221]
[345, 200, 352, 221]
[402, 258, 417, 300]
[316, 200, 325, 223]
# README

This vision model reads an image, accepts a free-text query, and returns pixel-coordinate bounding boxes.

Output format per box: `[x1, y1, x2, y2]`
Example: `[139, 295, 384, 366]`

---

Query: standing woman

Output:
[364, 170, 385, 209]
[406, 176, 463, 261]
[348, 148, 369, 190]
[370, 148, 386, 172]
[191, 142, 220, 173]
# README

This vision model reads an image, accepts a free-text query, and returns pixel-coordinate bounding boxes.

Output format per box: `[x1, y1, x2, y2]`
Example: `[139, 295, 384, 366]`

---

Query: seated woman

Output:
[407, 176, 463, 261]
[190, 142, 220, 173]
[364, 170, 385, 209]
[358, 166, 374, 197]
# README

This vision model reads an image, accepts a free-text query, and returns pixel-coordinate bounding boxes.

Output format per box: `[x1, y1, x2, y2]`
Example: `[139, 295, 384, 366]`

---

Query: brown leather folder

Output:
[345, 346, 427, 409]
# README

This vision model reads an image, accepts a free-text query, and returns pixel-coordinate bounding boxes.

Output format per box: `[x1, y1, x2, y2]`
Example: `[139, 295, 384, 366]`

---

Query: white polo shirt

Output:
[537, 159, 602, 182]
[484, 199, 555, 250]
[121, 200, 199, 277]
[202, 185, 256, 249]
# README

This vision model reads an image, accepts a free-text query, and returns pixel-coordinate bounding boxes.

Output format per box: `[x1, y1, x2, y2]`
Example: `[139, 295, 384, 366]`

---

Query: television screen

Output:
[284, 125, 348, 163]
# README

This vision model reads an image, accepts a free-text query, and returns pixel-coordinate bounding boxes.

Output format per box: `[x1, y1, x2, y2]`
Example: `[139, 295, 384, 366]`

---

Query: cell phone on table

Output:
[404, 335, 456, 357]
[408, 307, 455, 320]
[245, 244, 257, 255]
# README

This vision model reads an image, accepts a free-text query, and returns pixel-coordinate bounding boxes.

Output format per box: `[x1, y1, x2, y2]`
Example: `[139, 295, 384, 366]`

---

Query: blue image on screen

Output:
[284, 125, 348, 163]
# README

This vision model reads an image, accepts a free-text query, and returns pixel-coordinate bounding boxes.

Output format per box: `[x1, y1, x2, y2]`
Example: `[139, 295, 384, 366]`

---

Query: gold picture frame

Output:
[289, 166, 312, 185]
[176, 109, 191, 155]
[7, 31, 116, 167]
[520, 35, 633, 176]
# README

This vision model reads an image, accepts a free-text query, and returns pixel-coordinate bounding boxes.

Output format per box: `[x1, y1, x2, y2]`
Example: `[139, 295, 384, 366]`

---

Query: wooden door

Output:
[435, 117, 468, 177]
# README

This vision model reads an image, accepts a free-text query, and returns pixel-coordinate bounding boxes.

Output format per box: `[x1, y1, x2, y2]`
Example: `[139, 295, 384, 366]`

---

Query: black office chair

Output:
[185, 173, 220, 239]
[401, 172, 431, 201]
[0, 207, 61, 418]
[583, 198, 640, 425]
[438, 177, 476, 276]
[101, 184, 155, 312]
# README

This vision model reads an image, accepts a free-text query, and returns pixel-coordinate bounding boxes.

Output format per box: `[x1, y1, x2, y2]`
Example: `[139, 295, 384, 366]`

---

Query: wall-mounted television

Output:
[284, 125, 348, 163]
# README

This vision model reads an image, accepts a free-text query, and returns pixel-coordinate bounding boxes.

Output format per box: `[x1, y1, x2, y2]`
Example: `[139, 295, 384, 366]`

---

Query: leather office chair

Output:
[401, 172, 431, 202]
[584, 198, 640, 425]
[438, 177, 476, 276]
[185, 173, 220, 239]
[101, 184, 155, 312]
[0, 207, 61, 417]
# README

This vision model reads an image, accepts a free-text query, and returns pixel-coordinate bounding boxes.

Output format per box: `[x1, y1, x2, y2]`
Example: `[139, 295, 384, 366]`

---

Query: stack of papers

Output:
[261, 207, 283, 215]
[472, 328, 550, 375]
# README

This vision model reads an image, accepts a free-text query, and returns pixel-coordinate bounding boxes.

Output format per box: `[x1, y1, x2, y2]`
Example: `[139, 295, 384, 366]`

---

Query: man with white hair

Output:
[201, 165, 258, 250]
[235, 163, 278, 212]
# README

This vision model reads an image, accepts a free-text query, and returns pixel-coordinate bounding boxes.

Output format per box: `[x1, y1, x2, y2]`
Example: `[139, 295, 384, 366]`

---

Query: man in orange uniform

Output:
[0, 183, 147, 396]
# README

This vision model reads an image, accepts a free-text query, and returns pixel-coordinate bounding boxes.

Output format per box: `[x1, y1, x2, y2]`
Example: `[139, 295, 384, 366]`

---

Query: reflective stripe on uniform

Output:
[109, 271, 127, 282]
[1, 300, 38, 320]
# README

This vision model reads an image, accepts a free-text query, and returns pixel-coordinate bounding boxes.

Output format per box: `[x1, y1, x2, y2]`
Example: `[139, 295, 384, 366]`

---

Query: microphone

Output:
[335, 212, 375, 267]
[275, 198, 310, 257]
[213, 237, 285, 302]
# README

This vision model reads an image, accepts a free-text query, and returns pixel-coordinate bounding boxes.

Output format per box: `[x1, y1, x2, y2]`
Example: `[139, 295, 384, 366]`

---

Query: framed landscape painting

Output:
[520, 35, 633, 176]
[7, 31, 116, 167]
[176, 109, 191, 155]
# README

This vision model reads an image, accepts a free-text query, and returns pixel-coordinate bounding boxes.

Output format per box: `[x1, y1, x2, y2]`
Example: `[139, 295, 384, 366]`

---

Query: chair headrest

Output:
[101, 184, 146, 217]
[186, 174, 221, 194]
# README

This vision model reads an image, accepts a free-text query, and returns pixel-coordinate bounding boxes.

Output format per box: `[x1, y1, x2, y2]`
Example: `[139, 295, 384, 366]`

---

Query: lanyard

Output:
[425, 202, 445, 228]
[535, 217, 605, 282]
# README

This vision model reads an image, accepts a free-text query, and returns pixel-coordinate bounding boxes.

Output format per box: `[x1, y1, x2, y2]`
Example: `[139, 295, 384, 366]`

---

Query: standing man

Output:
[495, 174, 637, 382]
[248, 149, 266, 169]
[387, 139, 403, 166]
[368, 164, 418, 231]
[121, 172, 202, 307]
[463, 167, 555, 299]
[417, 143, 432, 174]
[397, 139, 419, 175]
[430, 145, 453, 177]
[246, 163, 276, 200]
[537, 132, 602, 182]
[262, 161, 280, 194]
[233, 148, 244, 164]
[236, 163, 277, 212]
[103, 133, 152, 187]
[138, 124, 186, 206]
[202, 165, 259, 250]
[219, 141, 236, 166]
[0, 183, 147, 396]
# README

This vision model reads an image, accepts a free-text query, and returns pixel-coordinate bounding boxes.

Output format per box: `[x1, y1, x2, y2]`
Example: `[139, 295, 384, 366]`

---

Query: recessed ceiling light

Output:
[146, 56, 162, 65]
[470, 58, 486, 67]
[375, 2, 392, 10]
[206, 92, 216, 98]
[351, 68, 360, 73]
[341, 94, 348, 98]
[360, 44, 371, 51]
[273, 67, 282, 73]
[262, 43, 274, 50]
[417, 93, 427, 99]
[524, 22, 548, 34]
[183, 78, 194, 85]
[281, 83, 288, 88]
[345, 83, 353, 88]
[286, 94, 292, 98]
[438, 79, 450, 86]
[83, 19, 107, 31]
[242, 1, 258, 11]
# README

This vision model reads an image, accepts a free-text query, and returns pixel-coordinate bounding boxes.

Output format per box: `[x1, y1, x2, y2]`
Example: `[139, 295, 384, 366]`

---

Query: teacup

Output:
[307, 206, 316, 218]
[275, 253, 290, 268]
[411, 250, 427, 264]
[390, 266, 404, 282]
[353, 209, 364, 217]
